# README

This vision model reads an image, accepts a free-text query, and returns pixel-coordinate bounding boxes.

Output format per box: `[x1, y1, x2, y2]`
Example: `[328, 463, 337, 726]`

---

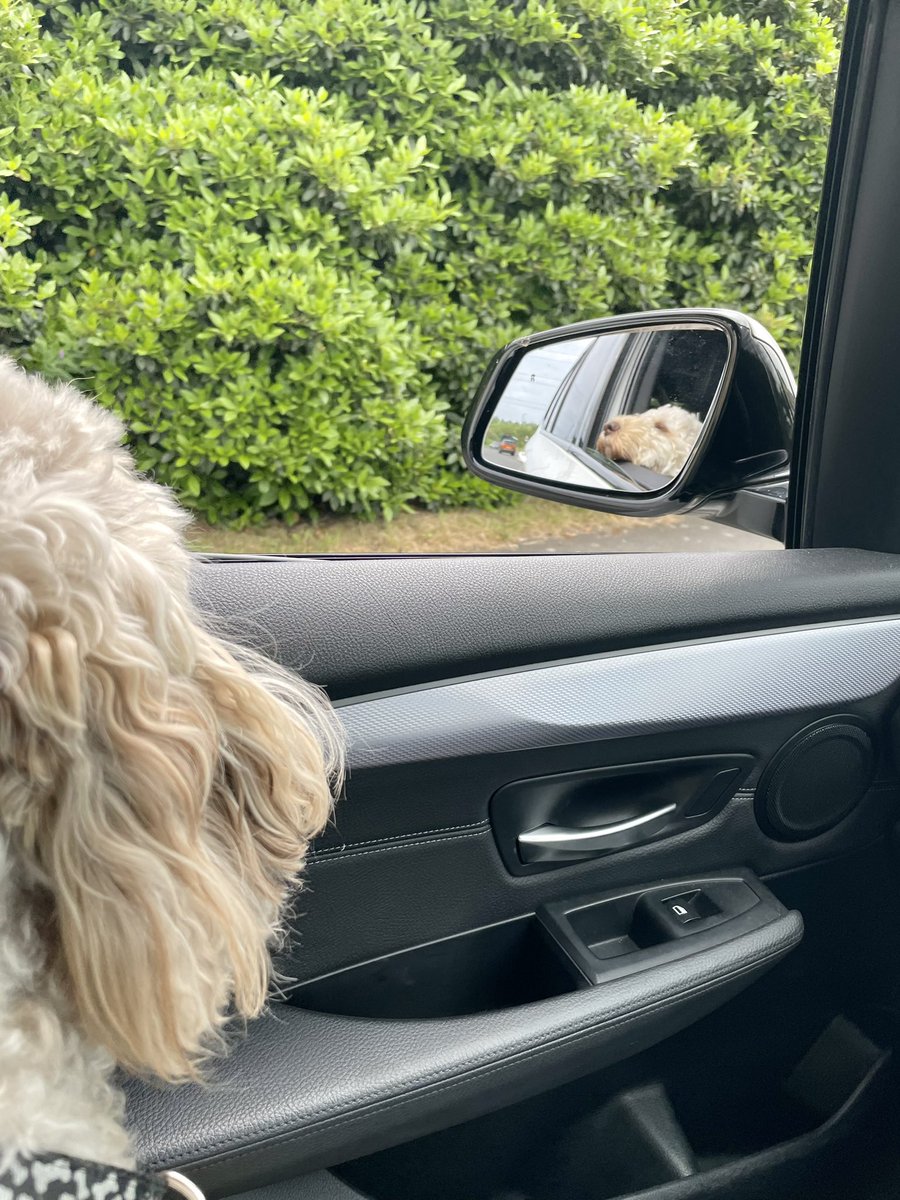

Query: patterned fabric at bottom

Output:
[0, 1154, 167, 1200]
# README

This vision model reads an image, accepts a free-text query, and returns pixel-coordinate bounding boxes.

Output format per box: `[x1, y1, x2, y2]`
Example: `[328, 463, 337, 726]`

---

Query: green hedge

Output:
[1, 0, 841, 524]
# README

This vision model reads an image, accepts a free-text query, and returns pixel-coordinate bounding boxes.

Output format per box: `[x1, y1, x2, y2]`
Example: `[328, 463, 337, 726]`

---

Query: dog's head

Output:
[594, 405, 701, 476]
[595, 411, 671, 468]
[0, 358, 342, 1081]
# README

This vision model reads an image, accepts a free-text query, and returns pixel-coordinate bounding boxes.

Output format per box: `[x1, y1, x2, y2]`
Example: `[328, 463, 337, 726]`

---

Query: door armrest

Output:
[125, 908, 801, 1197]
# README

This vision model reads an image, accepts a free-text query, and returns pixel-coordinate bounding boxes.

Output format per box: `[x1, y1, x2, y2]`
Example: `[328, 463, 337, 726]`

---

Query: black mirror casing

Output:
[461, 308, 795, 538]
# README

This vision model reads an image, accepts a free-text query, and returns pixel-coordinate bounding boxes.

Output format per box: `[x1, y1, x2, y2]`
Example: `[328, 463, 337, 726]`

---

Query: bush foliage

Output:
[1, 0, 841, 523]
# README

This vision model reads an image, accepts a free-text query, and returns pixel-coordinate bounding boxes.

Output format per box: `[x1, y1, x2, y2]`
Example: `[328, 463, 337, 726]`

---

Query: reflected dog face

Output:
[595, 404, 703, 477]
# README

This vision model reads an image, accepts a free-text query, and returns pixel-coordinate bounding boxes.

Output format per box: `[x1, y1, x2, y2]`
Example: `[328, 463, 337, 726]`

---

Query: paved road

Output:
[483, 445, 529, 472]
[513, 515, 778, 554]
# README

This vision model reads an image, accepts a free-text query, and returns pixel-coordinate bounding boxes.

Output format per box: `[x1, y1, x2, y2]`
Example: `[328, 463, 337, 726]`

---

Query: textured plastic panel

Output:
[338, 619, 900, 770]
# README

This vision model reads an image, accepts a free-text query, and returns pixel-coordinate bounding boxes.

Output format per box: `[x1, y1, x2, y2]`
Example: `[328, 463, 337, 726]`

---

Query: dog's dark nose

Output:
[604, 421, 619, 434]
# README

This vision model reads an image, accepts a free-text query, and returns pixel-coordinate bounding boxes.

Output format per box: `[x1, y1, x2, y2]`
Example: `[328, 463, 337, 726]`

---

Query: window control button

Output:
[662, 891, 703, 924]
[632, 887, 723, 945]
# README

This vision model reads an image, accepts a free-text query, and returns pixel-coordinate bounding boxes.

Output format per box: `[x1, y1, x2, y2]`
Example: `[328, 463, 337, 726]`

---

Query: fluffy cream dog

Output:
[0, 359, 343, 1171]
[595, 403, 703, 477]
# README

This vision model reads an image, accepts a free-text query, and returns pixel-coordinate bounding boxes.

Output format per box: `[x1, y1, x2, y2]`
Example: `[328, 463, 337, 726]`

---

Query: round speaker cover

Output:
[757, 717, 875, 841]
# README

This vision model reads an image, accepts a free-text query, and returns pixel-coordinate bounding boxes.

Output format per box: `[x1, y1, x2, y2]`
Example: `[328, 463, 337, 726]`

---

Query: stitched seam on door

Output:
[311, 820, 490, 858]
[308, 827, 491, 864]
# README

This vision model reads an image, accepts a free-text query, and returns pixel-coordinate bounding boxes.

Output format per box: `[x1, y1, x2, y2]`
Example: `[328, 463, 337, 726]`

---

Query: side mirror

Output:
[461, 309, 795, 539]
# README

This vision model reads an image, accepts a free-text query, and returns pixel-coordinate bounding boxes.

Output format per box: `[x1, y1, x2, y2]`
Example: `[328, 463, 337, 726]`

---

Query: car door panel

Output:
[280, 734, 890, 987]
[125, 550, 900, 1193]
[335, 615, 900, 762]
[190, 551, 900, 700]
[127, 911, 799, 1193]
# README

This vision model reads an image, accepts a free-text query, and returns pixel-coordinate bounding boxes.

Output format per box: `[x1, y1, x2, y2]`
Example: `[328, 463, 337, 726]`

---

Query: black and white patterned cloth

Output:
[0, 1154, 170, 1200]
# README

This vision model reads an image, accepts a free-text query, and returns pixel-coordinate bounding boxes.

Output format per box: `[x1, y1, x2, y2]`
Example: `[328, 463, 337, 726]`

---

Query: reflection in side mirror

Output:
[462, 308, 796, 539]
[481, 325, 730, 494]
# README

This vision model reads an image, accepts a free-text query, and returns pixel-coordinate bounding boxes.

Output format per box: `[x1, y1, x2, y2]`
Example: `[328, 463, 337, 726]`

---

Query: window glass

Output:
[2, 1, 844, 555]
[549, 336, 628, 445]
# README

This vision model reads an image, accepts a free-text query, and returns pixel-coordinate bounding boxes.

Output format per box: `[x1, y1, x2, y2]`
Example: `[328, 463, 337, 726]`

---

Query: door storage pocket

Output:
[288, 915, 578, 1019]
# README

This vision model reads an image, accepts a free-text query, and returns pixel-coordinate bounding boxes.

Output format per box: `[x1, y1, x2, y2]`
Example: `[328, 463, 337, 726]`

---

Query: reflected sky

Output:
[496, 336, 595, 424]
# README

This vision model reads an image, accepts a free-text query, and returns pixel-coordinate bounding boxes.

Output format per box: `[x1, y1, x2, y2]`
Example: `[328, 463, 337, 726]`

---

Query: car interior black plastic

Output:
[194, 846, 900, 1200]
[286, 916, 579, 1021]
[537, 872, 783, 986]
[123, 550, 900, 1198]
[126, 892, 801, 1193]
[189, 550, 900, 701]
[755, 715, 876, 841]
[288, 871, 787, 1015]
[332, 1011, 891, 1200]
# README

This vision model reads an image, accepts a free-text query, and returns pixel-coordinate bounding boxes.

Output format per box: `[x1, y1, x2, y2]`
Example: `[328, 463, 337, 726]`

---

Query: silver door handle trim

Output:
[517, 802, 677, 863]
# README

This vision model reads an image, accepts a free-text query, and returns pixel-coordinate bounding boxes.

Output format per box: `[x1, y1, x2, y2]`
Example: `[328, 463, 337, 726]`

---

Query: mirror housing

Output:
[462, 308, 795, 539]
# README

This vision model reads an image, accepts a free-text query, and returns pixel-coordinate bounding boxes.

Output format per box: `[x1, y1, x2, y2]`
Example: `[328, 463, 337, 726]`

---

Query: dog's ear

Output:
[1, 479, 340, 1081]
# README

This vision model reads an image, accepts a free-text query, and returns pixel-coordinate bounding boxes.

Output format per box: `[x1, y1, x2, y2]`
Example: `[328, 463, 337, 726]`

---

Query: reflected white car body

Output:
[522, 429, 609, 487]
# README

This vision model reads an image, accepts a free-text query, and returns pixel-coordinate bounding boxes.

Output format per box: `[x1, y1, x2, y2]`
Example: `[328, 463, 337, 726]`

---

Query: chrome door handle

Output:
[517, 802, 677, 864]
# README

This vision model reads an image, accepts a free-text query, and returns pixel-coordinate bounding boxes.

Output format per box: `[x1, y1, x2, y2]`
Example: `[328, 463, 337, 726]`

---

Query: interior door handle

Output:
[518, 802, 677, 863]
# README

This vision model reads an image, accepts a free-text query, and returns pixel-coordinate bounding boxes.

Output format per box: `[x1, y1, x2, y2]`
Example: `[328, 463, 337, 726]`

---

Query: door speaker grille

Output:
[756, 717, 875, 841]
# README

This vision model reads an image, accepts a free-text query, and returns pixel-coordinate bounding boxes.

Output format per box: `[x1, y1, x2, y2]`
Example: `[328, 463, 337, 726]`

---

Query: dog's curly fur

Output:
[594, 403, 703, 477]
[0, 359, 343, 1169]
